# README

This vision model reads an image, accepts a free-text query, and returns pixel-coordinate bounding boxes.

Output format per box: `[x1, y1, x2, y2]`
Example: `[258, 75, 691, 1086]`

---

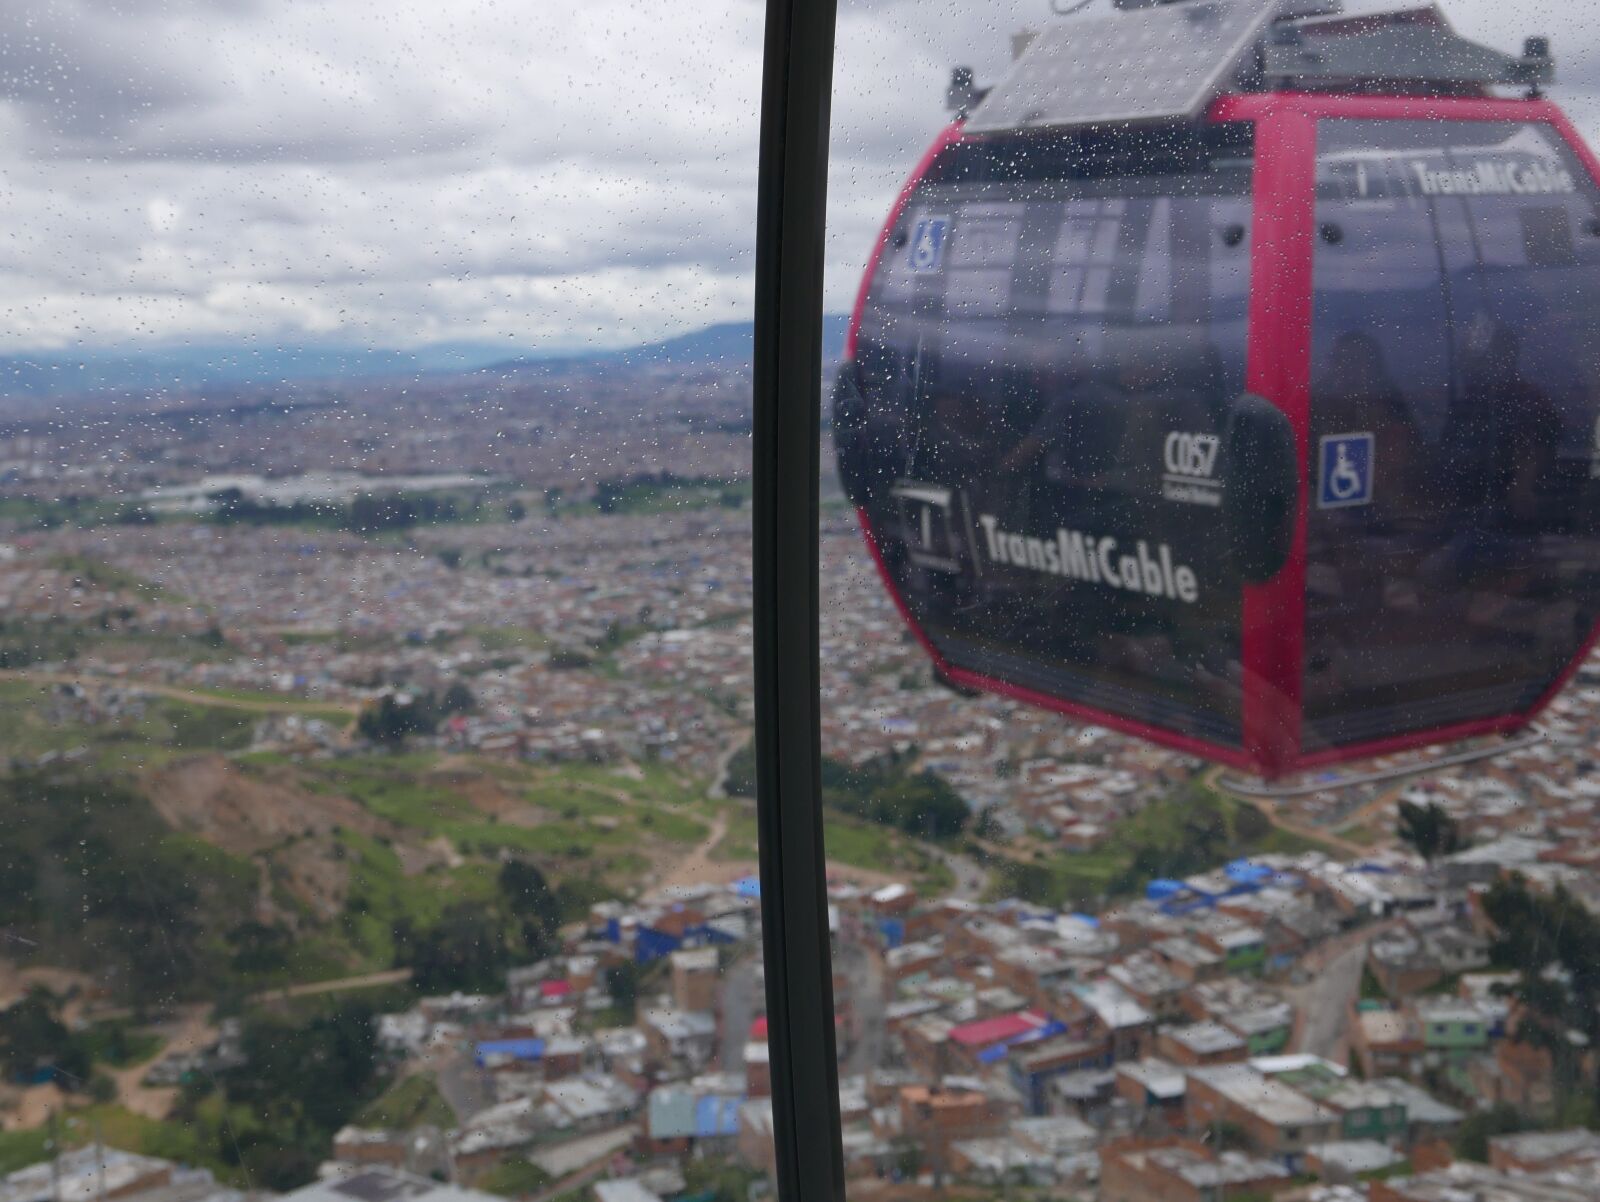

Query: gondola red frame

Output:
[847, 91, 1600, 779]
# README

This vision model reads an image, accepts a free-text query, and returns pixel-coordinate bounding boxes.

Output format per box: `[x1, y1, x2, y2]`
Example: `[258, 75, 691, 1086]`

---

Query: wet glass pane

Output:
[822, 2, 1600, 1198]
[0, 3, 768, 1199]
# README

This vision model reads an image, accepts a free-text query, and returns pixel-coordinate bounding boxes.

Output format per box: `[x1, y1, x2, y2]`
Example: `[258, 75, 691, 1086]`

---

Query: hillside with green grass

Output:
[0, 667, 728, 1008]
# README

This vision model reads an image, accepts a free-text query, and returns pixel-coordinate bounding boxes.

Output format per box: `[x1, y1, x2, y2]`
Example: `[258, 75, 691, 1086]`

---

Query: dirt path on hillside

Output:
[2, 1082, 66, 1131]
[110, 1005, 217, 1120]
[0, 1005, 215, 1128]
[1245, 795, 1369, 857]
[0, 963, 95, 1011]
[1205, 768, 1369, 857]
[653, 801, 910, 893]
[655, 811, 734, 890]
[248, 968, 413, 1003]
[706, 733, 748, 800]
[146, 753, 391, 860]
[1336, 780, 1417, 844]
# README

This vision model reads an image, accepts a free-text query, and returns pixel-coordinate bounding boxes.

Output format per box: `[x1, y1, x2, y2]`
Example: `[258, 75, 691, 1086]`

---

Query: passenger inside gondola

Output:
[1426, 320, 1566, 642]
[1314, 331, 1425, 530]
[999, 354, 1126, 527]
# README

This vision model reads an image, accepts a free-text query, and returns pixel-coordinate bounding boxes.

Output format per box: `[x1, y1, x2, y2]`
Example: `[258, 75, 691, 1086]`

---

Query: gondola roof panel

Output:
[964, 0, 1279, 133]
[964, 0, 1552, 135]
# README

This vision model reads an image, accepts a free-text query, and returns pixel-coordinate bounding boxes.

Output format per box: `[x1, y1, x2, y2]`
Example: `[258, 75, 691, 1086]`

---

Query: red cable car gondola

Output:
[834, 0, 1600, 778]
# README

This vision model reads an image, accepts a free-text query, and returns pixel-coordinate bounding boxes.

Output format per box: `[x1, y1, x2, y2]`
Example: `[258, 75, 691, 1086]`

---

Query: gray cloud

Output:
[0, 0, 1593, 354]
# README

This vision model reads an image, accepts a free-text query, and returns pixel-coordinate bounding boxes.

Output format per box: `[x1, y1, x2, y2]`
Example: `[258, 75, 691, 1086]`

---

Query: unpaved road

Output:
[931, 845, 989, 901]
[249, 967, 413, 1003]
[112, 1005, 217, 1120]
[654, 811, 735, 890]
[0, 1004, 217, 1128]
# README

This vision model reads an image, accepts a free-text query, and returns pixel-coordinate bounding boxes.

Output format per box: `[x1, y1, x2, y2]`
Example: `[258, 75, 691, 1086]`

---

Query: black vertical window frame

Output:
[752, 0, 846, 1200]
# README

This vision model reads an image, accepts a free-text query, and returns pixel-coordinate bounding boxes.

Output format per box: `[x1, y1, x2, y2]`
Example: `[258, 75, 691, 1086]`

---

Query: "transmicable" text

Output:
[977, 515, 1199, 603]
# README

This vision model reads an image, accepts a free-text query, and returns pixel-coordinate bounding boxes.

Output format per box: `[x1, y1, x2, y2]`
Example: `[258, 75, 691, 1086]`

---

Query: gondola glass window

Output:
[820, 1, 1600, 1197]
[1305, 120, 1600, 750]
[848, 131, 1256, 747]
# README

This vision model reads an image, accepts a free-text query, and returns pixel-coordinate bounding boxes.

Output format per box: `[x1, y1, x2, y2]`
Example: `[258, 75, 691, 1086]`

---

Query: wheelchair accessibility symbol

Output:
[908, 215, 950, 273]
[1318, 433, 1375, 509]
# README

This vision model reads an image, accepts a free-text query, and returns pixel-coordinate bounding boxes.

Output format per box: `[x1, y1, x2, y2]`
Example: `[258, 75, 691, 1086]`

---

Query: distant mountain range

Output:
[0, 316, 852, 404]
[488, 315, 851, 373]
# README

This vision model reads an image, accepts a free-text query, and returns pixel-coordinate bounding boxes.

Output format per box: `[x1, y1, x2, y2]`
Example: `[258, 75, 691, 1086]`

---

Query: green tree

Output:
[396, 904, 509, 993]
[86, 1072, 118, 1103]
[1233, 801, 1273, 843]
[0, 771, 261, 1005]
[1397, 800, 1463, 863]
[115, 502, 155, 525]
[234, 1003, 380, 1126]
[499, 860, 560, 960]
[348, 494, 419, 532]
[223, 1000, 384, 1189]
[227, 921, 292, 975]
[440, 681, 477, 716]
[605, 961, 648, 1021]
[680, 1159, 763, 1202]
[357, 691, 438, 747]
[1483, 874, 1600, 1045]
[547, 647, 593, 670]
[1454, 1103, 1531, 1162]
[874, 772, 969, 840]
[1476, 874, 1600, 1119]
[0, 991, 90, 1085]
[722, 737, 757, 798]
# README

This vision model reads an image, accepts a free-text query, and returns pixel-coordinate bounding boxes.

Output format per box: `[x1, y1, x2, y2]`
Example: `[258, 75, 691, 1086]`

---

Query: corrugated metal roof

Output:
[647, 1089, 697, 1139]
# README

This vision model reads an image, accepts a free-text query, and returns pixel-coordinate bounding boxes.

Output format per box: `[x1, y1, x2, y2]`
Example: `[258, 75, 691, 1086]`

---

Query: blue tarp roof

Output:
[1067, 912, 1100, 928]
[474, 1038, 544, 1066]
[732, 875, 761, 899]
[636, 926, 682, 963]
[1014, 1020, 1067, 1045]
[1225, 859, 1272, 883]
[1146, 878, 1185, 900]
[650, 1090, 743, 1140]
[694, 1095, 741, 1137]
[976, 1019, 1070, 1064]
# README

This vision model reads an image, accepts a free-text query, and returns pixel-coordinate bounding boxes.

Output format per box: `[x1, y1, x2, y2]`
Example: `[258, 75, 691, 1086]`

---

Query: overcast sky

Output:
[0, 0, 1592, 354]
